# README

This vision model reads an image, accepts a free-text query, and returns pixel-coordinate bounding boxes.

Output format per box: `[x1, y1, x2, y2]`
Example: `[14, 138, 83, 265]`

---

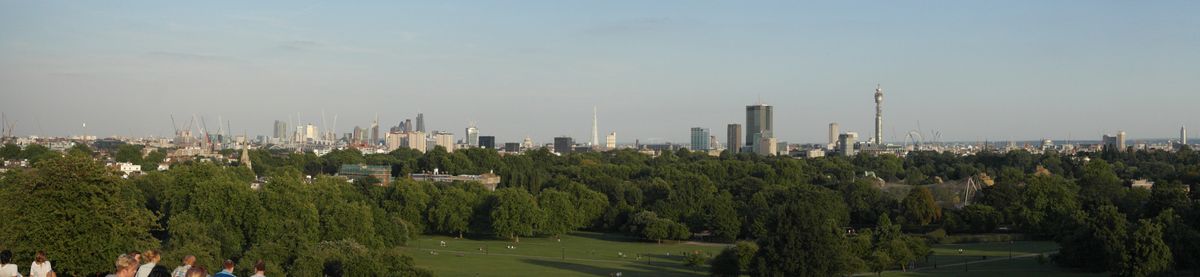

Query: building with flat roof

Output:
[554, 136, 574, 154]
[690, 127, 710, 151]
[338, 164, 392, 185]
[478, 135, 495, 149]
[411, 170, 501, 191]
[727, 124, 742, 154]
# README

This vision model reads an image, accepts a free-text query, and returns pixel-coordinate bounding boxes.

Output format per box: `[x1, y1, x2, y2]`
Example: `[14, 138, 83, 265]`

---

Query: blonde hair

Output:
[143, 249, 160, 262]
[115, 254, 137, 271]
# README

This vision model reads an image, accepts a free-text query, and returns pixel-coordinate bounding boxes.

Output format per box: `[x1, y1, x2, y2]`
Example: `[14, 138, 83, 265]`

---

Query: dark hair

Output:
[254, 260, 265, 272]
[223, 259, 234, 269]
[0, 250, 11, 264]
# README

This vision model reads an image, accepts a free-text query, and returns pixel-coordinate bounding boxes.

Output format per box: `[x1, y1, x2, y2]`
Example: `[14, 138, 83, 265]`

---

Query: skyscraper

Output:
[690, 127, 710, 151]
[745, 104, 773, 149]
[606, 132, 617, 150]
[874, 84, 884, 145]
[416, 113, 426, 133]
[591, 106, 599, 148]
[465, 124, 479, 146]
[828, 122, 839, 149]
[1182, 125, 1188, 146]
[1102, 131, 1128, 152]
[727, 124, 742, 154]
[370, 116, 379, 145]
[273, 120, 287, 140]
[839, 132, 859, 156]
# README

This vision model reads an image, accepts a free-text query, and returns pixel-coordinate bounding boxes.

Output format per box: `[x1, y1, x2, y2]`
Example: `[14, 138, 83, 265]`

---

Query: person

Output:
[106, 254, 138, 277]
[183, 266, 206, 277]
[249, 260, 265, 277]
[29, 251, 52, 277]
[212, 260, 235, 277]
[0, 250, 20, 277]
[171, 256, 195, 277]
[135, 250, 162, 277]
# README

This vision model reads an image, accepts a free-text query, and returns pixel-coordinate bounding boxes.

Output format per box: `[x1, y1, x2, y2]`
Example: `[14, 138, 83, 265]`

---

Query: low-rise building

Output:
[338, 164, 392, 185]
[411, 169, 501, 191]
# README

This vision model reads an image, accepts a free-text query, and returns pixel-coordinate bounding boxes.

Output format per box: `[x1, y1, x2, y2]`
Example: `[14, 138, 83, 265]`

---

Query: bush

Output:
[684, 251, 711, 267]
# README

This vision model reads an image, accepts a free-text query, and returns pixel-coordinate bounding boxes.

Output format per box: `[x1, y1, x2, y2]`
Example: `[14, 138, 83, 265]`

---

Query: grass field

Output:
[403, 232, 1101, 277]
[403, 232, 727, 276]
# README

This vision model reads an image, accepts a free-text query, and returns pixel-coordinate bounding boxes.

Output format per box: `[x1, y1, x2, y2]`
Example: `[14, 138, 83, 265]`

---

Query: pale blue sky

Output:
[1, 1, 1197, 144]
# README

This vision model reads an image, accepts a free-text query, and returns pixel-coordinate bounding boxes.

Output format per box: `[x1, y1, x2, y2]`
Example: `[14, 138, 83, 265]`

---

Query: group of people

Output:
[0, 250, 56, 277]
[107, 250, 267, 277]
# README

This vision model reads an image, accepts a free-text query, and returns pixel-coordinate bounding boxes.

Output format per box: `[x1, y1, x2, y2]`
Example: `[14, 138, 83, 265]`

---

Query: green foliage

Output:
[710, 241, 758, 277]
[1119, 219, 1172, 277]
[426, 186, 476, 237]
[749, 185, 854, 277]
[902, 187, 940, 225]
[944, 204, 1001, 233]
[1055, 205, 1129, 272]
[0, 154, 158, 276]
[489, 188, 545, 241]
[289, 240, 431, 277]
[684, 251, 711, 267]
[0, 143, 20, 159]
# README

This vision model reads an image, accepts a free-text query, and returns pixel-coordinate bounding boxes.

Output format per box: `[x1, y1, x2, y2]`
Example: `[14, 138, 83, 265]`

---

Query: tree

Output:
[0, 154, 158, 276]
[1119, 219, 1172, 277]
[710, 241, 759, 277]
[114, 144, 144, 163]
[538, 189, 578, 238]
[426, 186, 475, 237]
[1055, 205, 1128, 272]
[902, 187, 940, 225]
[749, 185, 854, 277]
[489, 188, 545, 242]
[0, 143, 19, 159]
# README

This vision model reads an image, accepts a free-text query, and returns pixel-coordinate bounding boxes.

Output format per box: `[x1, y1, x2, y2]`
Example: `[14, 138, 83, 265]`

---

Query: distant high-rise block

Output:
[273, 120, 287, 140]
[828, 122, 839, 149]
[746, 104, 773, 148]
[606, 132, 617, 150]
[874, 85, 884, 145]
[554, 137, 574, 154]
[756, 136, 777, 156]
[1103, 131, 1127, 152]
[466, 125, 479, 146]
[479, 135, 495, 149]
[690, 127, 710, 151]
[416, 113, 426, 133]
[434, 131, 454, 152]
[727, 124, 742, 154]
[1181, 125, 1187, 146]
[839, 132, 859, 156]
[504, 142, 521, 152]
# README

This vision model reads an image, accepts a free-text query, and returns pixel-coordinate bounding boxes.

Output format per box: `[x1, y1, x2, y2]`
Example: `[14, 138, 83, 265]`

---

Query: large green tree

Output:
[749, 185, 854, 277]
[0, 154, 158, 276]
[489, 188, 545, 242]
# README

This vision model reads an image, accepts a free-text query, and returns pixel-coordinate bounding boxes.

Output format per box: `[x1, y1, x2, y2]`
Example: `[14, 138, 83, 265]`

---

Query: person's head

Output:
[114, 254, 138, 277]
[35, 250, 47, 263]
[254, 260, 265, 273]
[182, 255, 196, 266]
[129, 251, 141, 263]
[143, 249, 160, 263]
[223, 259, 234, 271]
[185, 266, 207, 277]
[0, 250, 11, 264]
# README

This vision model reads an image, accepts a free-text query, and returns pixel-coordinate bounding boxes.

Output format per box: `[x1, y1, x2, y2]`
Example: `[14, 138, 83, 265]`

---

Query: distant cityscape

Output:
[0, 84, 1191, 168]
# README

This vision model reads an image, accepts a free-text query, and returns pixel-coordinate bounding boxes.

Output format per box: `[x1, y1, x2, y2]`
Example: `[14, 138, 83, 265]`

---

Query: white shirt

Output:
[28, 261, 50, 277]
[135, 263, 156, 277]
[0, 264, 21, 277]
[171, 265, 191, 277]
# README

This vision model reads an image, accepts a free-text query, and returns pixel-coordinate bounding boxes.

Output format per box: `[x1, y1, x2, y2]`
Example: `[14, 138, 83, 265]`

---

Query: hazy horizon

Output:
[2, 1, 1197, 144]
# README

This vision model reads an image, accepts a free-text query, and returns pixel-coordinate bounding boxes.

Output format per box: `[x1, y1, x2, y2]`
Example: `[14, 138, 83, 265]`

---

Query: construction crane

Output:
[1, 112, 15, 138]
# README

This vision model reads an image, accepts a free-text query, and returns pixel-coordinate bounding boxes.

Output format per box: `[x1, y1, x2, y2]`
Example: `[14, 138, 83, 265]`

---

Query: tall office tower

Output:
[305, 124, 318, 141]
[478, 136, 495, 149]
[828, 122, 839, 149]
[385, 132, 403, 151]
[465, 124, 479, 146]
[416, 113, 426, 133]
[709, 135, 721, 151]
[839, 132, 859, 156]
[404, 119, 413, 132]
[745, 103, 773, 149]
[690, 127, 710, 151]
[554, 136, 574, 154]
[1182, 125, 1188, 146]
[591, 106, 599, 147]
[727, 124, 742, 154]
[434, 131, 455, 152]
[371, 116, 380, 145]
[606, 132, 617, 150]
[874, 84, 884, 145]
[1117, 131, 1126, 151]
[273, 120, 287, 140]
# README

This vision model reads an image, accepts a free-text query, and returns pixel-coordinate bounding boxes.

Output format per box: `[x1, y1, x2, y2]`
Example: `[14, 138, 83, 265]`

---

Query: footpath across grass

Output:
[403, 232, 727, 276]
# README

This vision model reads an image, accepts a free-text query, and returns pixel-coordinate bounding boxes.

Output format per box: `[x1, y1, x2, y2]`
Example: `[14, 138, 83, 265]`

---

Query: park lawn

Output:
[404, 232, 728, 277]
[881, 241, 1104, 277]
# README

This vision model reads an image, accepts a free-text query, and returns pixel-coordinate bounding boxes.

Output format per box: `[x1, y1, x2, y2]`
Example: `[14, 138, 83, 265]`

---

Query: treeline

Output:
[2, 143, 1198, 276]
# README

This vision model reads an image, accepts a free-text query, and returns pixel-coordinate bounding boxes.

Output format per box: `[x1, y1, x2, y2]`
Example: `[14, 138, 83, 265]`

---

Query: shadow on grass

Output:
[519, 258, 708, 277]
[571, 232, 650, 243]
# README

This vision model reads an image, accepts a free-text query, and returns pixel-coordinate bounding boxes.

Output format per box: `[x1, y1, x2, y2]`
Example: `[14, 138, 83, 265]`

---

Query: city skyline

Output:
[2, 1, 1198, 143]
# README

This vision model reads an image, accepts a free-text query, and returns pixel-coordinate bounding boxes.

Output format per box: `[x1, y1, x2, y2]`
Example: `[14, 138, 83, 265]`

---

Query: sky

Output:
[1, 1, 1198, 144]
